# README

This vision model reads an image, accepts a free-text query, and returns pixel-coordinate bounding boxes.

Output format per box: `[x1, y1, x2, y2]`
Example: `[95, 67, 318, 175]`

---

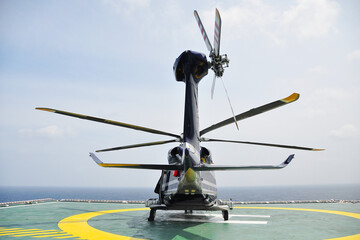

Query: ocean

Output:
[0, 185, 359, 203]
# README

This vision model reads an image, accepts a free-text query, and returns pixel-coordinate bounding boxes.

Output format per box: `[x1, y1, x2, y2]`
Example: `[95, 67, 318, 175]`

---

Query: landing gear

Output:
[148, 209, 156, 221]
[185, 210, 193, 214]
[222, 210, 229, 221]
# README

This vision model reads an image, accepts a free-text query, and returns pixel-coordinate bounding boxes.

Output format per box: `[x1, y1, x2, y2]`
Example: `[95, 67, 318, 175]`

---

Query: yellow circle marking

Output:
[58, 206, 360, 240]
[235, 207, 360, 240]
[58, 208, 149, 240]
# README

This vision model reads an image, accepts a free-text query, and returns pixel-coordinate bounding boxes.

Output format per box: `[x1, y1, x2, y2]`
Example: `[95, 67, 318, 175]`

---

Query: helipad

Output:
[0, 202, 359, 240]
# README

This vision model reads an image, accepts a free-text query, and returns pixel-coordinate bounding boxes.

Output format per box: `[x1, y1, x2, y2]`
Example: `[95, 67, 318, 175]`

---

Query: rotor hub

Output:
[209, 53, 229, 78]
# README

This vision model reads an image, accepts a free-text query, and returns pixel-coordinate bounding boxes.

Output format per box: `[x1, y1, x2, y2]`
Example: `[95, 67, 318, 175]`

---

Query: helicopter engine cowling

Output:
[200, 147, 213, 164]
[168, 147, 183, 164]
[173, 50, 209, 82]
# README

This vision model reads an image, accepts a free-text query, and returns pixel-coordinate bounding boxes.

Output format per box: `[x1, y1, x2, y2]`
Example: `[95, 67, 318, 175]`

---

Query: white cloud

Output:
[102, 0, 150, 15]
[347, 49, 360, 61]
[307, 87, 357, 107]
[308, 65, 329, 75]
[302, 87, 359, 118]
[221, 1, 283, 44]
[221, 0, 339, 46]
[36, 125, 64, 138]
[282, 0, 340, 39]
[18, 126, 75, 139]
[330, 124, 359, 139]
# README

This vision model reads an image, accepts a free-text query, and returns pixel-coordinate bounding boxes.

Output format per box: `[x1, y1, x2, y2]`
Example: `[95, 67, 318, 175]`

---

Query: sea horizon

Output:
[1, 184, 359, 203]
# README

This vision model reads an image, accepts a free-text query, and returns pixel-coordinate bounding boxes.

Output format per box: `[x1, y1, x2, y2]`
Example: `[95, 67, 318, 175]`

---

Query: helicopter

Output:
[36, 9, 323, 221]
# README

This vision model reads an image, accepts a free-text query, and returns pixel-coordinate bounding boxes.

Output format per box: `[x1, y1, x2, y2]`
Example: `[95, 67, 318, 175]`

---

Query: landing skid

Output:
[222, 210, 229, 220]
[148, 209, 156, 221]
[147, 208, 229, 221]
[146, 199, 231, 221]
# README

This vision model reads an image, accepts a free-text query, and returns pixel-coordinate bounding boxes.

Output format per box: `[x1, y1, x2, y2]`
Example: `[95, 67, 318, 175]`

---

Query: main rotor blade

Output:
[220, 77, 239, 130]
[36, 107, 180, 138]
[201, 138, 324, 151]
[194, 10, 213, 52]
[200, 93, 300, 136]
[214, 8, 222, 57]
[96, 139, 178, 153]
[90, 153, 183, 171]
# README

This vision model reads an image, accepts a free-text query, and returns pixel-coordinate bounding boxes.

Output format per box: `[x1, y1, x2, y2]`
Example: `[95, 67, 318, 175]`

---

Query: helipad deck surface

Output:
[0, 202, 359, 240]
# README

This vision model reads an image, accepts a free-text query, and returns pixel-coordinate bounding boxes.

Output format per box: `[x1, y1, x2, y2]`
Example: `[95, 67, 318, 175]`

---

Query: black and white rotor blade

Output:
[200, 93, 300, 136]
[220, 77, 239, 130]
[211, 74, 216, 99]
[96, 139, 178, 153]
[36, 107, 180, 138]
[194, 10, 213, 52]
[201, 138, 324, 151]
[214, 8, 222, 57]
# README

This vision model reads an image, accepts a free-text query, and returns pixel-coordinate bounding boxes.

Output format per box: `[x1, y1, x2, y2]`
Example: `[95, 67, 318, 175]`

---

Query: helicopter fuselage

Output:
[35, 8, 321, 223]
[147, 50, 227, 212]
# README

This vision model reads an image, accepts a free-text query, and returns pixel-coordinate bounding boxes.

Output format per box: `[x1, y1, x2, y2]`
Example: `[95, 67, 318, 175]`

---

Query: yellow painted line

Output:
[0, 228, 77, 238]
[327, 234, 360, 240]
[58, 208, 149, 240]
[32, 233, 75, 238]
[0, 230, 48, 236]
[235, 207, 360, 240]
[0, 228, 42, 233]
[57, 206, 360, 240]
[9, 231, 63, 237]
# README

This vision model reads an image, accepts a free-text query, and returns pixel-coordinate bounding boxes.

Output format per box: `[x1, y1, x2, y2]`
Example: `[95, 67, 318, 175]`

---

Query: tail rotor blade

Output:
[220, 77, 239, 130]
[194, 10, 213, 52]
[211, 74, 216, 99]
[214, 8, 222, 57]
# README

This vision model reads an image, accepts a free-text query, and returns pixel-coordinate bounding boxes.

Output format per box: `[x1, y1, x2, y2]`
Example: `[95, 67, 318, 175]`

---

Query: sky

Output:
[0, 0, 359, 188]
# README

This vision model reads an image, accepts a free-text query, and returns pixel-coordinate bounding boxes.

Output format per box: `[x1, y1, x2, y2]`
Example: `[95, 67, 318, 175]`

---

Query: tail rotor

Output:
[194, 8, 236, 129]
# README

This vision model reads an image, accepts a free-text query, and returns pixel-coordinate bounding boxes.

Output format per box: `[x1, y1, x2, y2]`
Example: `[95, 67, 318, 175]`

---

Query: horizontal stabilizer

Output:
[36, 107, 180, 138]
[193, 154, 294, 171]
[89, 153, 183, 170]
